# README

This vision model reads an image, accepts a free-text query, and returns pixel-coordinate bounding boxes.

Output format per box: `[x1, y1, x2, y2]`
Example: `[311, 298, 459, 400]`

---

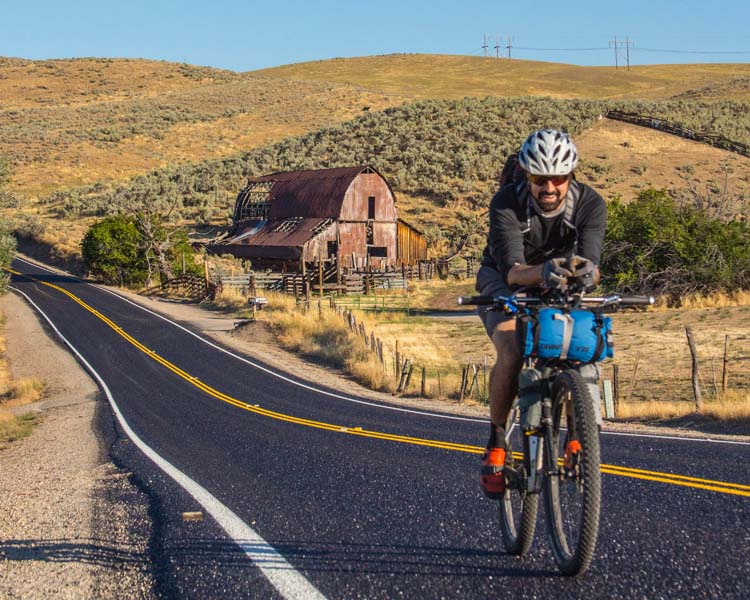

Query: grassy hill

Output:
[0, 57, 406, 196]
[3, 53, 750, 264]
[255, 54, 750, 101]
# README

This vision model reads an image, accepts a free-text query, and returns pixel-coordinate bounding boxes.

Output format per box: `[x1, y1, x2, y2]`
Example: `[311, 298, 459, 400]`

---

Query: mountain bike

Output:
[459, 290, 653, 576]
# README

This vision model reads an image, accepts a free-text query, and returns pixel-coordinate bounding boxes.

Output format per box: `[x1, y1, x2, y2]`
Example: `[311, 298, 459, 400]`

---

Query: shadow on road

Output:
[0, 537, 147, 567]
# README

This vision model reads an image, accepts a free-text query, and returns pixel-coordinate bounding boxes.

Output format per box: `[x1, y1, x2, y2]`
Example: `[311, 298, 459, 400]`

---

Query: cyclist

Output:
[476, 129, 607, 499]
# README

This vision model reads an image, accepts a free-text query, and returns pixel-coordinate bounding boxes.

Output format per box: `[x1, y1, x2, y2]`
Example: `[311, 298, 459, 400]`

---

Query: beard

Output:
[535, 190, 564, 212]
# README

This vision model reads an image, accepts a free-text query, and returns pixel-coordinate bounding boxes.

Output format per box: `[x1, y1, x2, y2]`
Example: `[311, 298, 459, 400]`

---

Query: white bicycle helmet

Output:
[518, 129, 579, 175]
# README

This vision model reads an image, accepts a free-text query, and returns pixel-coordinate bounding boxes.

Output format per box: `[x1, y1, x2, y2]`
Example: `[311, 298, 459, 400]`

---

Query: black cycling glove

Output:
[542, 258, 573, 291]
[566, 255, 597, 291]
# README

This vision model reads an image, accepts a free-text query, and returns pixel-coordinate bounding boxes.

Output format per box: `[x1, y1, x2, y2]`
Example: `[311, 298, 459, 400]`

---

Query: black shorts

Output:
[475, 265, 515, 338]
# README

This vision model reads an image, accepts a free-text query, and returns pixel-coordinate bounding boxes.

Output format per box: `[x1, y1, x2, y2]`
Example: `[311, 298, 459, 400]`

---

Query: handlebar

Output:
[457, 293, 655, 308]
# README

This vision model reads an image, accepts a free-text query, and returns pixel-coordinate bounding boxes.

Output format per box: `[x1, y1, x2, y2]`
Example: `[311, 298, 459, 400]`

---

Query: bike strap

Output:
[553, 312, 575, 360]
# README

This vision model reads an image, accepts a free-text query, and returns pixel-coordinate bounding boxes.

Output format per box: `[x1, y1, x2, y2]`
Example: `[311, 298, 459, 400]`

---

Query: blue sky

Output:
[2, 0, 749, 71]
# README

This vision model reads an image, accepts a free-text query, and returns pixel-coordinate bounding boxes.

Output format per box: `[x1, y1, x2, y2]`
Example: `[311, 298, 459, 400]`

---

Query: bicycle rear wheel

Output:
[543, 369, 601, 576]
[498, 405, 539, 555]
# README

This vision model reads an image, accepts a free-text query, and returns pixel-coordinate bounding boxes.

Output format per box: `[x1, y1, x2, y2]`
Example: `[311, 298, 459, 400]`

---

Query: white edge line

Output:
[15, 256, 750, 446]
[15, 256, 483, 424]
[9, 285, 326, 600]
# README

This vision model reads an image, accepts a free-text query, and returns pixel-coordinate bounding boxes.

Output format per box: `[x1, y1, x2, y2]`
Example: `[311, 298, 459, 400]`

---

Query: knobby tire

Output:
[543, 369, 601, 576]
[498, 404, 539, 555]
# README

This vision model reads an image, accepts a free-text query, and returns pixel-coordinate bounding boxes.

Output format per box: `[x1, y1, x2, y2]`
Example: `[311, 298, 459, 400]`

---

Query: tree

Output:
[81, 216, 147, 286]
[602, 189, 750, 299]
[0, 220, 16, 294]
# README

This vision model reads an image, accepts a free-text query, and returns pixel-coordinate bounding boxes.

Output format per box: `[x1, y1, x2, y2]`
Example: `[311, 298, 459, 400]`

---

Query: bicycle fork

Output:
[523, 379, 554, 495]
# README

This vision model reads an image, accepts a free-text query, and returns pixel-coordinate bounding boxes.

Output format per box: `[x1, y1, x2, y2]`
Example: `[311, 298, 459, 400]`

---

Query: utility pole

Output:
[609, 36, 619, 69]
[625, 36, 634, 71]
[494, 34, 501, 58]
[506, 34, 514, 59]
[610, 36, 635, 70]
[482, 34, 489, 57]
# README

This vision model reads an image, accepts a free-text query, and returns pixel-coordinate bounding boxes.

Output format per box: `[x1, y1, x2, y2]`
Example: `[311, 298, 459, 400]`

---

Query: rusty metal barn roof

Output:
[244, 165, 394, 219]
[216, 218, 333, 248]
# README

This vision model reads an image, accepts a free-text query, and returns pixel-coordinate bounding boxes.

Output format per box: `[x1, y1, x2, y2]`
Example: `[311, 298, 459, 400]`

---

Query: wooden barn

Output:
[210, 165, 426, 268]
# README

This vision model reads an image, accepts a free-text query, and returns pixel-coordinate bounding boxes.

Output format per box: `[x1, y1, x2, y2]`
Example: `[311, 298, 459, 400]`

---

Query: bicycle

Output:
[458, 289, 653, 576]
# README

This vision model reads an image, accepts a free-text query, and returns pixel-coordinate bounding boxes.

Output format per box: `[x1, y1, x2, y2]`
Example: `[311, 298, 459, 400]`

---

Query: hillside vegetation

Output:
[0, 57, 406, 196]
[31, 96, 750, 248]
[4, 55, 750, 281]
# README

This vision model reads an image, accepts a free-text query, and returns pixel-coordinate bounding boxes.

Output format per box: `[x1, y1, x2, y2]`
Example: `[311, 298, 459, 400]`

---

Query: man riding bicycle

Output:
[476, 129, 607, 499]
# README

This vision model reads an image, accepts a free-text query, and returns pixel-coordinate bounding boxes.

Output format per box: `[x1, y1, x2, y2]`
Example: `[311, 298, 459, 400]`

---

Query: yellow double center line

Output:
[10, 267, 750, 498]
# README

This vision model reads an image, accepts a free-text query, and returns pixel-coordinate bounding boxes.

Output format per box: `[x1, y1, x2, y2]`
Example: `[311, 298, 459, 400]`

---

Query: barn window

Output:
[237, 181, 273, 220]
[367, 246, 388, 257]
[273, 217, 303, 232]
[311, 218, 334, 235]
[368, 196, 376, 219]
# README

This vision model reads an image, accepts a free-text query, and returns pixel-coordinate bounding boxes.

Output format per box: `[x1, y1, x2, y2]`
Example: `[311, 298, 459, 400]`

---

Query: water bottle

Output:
[518, 367, 542, 432]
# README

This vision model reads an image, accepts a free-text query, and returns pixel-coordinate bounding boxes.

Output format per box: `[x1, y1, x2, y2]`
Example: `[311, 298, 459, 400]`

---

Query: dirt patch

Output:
[576, 118, 750, 203]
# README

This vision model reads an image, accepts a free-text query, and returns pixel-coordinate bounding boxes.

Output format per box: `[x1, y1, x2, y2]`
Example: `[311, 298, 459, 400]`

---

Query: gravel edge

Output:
[0, 291, 156, 599]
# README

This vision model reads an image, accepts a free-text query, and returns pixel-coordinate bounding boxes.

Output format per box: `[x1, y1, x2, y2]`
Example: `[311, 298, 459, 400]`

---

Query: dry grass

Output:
[575, 119, 750, 204]
[669, 290, 750, 310]
[1, 58, 406, 198]
[257, 54, 750, 102]
[3, 378, 46, 406]
[0, 412, 42, 444]
[207, 276, 750, 417]
[616, 390, 750, 420]
[250, 292, 394, 392]
[0, 311, 44, 444]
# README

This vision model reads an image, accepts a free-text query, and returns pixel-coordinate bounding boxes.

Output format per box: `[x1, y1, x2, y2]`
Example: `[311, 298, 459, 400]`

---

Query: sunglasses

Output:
[527, 174, 570, 186]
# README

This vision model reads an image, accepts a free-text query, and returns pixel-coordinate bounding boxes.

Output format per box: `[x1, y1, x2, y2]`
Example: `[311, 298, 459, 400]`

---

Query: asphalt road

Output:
[9, 257, 750, 599]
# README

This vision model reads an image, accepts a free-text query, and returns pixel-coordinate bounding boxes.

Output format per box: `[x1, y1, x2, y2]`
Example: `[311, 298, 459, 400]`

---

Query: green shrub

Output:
[602, 189, 750, 298]
[81, 215, 147, 286]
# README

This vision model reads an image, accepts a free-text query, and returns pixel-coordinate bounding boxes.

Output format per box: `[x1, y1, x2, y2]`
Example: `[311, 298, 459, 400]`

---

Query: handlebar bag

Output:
[516, 307, 613, 363]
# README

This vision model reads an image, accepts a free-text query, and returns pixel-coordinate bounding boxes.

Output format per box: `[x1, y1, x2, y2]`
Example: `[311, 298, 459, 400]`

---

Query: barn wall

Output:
[397, 220, 428, 265]
[301, 225, 338, 262]
[340, 173, 396, 221]
[373, 222, 397, 265]
[338, 222, 367, 267]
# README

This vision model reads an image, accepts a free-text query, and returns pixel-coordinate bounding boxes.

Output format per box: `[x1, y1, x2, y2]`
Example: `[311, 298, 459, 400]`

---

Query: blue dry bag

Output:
[516, 307, 613, 363]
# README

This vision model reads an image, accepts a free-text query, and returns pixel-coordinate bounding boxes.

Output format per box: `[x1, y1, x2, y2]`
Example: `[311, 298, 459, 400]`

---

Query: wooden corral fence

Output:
[606, 110, 750, 158]
[208, 256, 475, 300]
[146, 274, 213, 300]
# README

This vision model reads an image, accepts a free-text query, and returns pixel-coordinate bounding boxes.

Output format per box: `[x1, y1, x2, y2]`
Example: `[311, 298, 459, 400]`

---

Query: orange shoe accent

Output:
[480, 448, 507, 499]
[564, 439, 582, 470]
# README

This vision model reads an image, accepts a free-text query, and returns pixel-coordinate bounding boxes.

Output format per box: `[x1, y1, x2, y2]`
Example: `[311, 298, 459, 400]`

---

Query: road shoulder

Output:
[0, 291, 155, 598]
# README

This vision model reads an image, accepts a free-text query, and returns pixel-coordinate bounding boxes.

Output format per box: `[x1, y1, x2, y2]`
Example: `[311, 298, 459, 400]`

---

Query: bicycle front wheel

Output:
[498, 404, 539, 555]
[543, 369, 601, 576]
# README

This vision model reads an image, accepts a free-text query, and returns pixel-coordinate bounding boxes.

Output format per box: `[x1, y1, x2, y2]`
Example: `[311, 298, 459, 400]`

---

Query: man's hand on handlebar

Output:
[542, 258, 572, 292]
[565, 255, 597, 291]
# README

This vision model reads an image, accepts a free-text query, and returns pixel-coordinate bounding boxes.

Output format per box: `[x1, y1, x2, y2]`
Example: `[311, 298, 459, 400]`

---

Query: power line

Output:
[514, 46, 609, 51]
[635, 47, 750, 54]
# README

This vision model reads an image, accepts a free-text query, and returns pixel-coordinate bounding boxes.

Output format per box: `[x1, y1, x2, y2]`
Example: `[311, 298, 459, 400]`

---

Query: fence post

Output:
[623, 356, 639, 404]
[404, 361, 414, 391]
[613, 364, 620, 413]
[318, 257, 324, 298]
[421, 367, 426, 397]
[685, 327, 702, 411]
[722, 334, 731, 392]
[603, 380, 615, 419]
[459, 366, 468, 403]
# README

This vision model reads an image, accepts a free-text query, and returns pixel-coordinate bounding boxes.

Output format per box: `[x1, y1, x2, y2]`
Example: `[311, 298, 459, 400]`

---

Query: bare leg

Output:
[489, 318, 523, 432]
